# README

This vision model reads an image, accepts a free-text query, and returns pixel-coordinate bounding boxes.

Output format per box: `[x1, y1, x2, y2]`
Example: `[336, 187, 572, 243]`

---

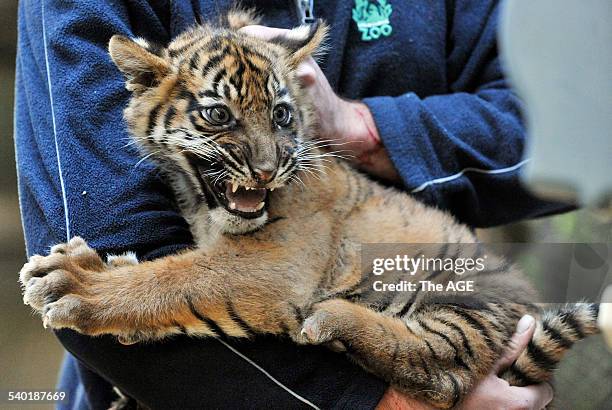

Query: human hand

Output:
[458, 315, 554, 410]
[240, 25, 400, 182]
[376, 315, 553, 410]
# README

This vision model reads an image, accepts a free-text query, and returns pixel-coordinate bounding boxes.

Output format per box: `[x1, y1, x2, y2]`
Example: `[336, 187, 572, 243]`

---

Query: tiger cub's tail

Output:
[502, 303, 600, 385]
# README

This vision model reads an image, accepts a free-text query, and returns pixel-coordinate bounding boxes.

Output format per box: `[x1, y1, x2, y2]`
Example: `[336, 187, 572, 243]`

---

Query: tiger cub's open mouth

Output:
[222, 181, 268, 217]
[187, 155, 275, 219]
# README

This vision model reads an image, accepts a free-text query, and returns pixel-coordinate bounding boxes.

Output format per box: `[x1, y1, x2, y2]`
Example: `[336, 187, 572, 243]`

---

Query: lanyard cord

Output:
[42, 0, 71, 241]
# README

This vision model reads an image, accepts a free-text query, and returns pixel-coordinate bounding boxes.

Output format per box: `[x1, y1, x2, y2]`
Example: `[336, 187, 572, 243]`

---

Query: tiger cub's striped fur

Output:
[20, 10, 600, 408]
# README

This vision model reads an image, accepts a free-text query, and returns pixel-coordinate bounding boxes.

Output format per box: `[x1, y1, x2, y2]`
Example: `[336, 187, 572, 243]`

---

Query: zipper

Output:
[295, 0, 315, 24]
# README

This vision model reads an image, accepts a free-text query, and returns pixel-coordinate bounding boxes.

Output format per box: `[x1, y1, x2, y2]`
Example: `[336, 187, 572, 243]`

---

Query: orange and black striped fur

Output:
[20, 11, 600, 408]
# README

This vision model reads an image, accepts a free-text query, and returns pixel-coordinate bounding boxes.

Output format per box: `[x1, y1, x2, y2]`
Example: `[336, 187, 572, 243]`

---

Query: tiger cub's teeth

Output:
[270, 188, 275, 192]
[232, 182, 239, 193]
[229, 202, 236, 210]
[255, 202, 265, 211]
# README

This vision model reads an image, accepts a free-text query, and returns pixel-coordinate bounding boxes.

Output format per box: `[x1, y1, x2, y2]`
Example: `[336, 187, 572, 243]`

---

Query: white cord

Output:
[41, 0, 71, 240]
[216, 339, 321, 409]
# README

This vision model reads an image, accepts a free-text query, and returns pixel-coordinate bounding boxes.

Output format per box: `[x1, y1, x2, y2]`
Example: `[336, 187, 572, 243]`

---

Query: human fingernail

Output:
[517, 315, 535, 334]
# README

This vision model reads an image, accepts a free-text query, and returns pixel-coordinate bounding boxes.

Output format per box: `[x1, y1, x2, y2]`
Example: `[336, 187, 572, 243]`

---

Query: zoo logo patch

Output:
[352, 0, 393, 42]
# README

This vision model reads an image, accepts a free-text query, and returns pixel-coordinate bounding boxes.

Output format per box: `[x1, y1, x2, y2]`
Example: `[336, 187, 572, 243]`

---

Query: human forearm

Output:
[326, 98, 400, 183]
[376, 388, 435, 410]
[361, 91, 573, 227]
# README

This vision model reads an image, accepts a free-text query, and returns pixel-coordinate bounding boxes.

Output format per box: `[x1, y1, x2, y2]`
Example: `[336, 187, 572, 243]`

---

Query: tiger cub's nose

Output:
[253, 167, 276, 183]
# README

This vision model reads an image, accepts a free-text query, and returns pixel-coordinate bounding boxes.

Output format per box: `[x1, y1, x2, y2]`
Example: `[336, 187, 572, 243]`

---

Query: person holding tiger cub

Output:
[14, 0, 572, 409]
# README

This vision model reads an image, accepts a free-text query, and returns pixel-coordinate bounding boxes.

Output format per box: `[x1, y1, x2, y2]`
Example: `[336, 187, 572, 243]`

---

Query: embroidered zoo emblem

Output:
[352, 0, 393, 42]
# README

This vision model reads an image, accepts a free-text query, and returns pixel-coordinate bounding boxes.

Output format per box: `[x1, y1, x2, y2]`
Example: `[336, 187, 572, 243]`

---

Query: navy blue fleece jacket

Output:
[14, 0, 569, 409]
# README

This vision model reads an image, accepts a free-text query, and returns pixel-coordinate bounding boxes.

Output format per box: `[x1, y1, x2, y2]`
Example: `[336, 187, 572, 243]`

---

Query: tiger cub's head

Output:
[109, 13, 328, 234]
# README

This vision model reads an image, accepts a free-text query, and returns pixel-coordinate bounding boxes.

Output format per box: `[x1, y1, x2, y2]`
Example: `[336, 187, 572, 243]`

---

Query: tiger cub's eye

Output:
[273, 104, 292, 127]
[203, 106, 232, 126]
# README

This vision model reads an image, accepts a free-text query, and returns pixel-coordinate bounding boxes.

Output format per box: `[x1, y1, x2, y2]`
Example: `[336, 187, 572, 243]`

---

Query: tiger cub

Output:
[20, 10, 600, 408]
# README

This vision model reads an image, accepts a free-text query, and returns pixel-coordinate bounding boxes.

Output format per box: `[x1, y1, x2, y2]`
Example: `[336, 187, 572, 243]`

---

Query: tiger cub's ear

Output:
[108, 35, 170, 93]
[226, 7, 262, 30]
[271, 20, 329, 67]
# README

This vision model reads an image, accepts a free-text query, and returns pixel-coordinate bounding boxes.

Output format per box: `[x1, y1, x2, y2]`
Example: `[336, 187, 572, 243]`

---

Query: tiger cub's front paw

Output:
[19, 236, 103, 332]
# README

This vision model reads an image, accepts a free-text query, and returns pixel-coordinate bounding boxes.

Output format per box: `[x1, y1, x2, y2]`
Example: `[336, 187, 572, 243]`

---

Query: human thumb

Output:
[494, 314, 536, 373]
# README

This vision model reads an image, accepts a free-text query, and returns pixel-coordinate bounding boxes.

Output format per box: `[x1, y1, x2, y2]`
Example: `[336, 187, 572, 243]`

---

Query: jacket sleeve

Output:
[363, 1, 572, 228]
[15, 1, 386, 408]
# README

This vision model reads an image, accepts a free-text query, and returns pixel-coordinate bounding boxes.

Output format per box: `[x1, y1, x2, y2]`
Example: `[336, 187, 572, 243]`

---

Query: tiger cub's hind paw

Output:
[301, 310, 335, 343]
[301, 308, 348, 352]
[106, 252, 139, 268]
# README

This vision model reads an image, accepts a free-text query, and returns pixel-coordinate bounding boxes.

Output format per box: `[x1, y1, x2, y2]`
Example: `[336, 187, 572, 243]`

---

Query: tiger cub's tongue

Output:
[224, 182, 266, 212]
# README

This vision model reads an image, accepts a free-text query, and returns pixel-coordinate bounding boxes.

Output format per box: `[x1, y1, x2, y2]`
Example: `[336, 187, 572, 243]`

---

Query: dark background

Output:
[0, 2, 65, 410]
